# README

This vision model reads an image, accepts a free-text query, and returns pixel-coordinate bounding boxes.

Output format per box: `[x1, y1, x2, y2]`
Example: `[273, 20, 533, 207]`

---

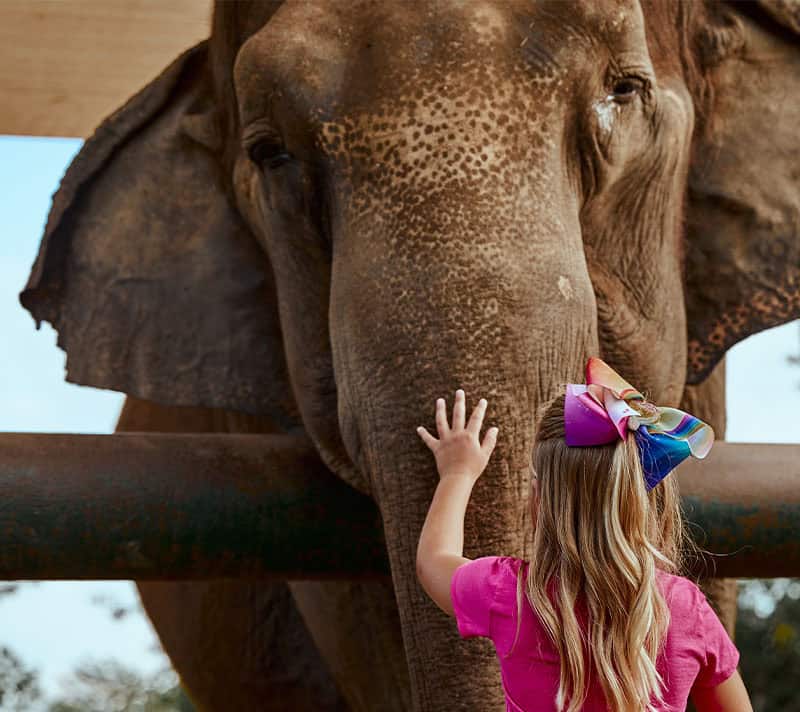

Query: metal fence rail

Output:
[0, 435, 798, 580]
[0, 432, 387, 580]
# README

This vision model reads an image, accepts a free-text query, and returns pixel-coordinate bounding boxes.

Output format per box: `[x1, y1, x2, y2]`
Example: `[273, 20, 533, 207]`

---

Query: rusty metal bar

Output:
[0, 435, 798, 580]
[0, 432, 389, 580]
[677, 442, 800, 579]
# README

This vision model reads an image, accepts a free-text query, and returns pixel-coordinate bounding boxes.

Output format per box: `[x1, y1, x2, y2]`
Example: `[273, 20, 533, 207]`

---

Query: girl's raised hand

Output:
[416, 389, 499, 482]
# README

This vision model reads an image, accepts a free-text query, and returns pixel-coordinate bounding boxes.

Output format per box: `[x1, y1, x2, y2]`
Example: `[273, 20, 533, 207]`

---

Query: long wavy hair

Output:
[507, 392, 692, 711]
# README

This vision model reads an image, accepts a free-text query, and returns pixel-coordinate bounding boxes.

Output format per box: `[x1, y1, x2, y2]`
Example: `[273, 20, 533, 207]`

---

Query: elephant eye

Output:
[247, 140, 293, 169]
[611, 77, 646, 104]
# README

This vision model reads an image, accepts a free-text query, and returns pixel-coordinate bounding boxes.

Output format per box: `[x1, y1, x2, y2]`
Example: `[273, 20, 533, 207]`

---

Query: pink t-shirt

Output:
[451, 556, 739, 711]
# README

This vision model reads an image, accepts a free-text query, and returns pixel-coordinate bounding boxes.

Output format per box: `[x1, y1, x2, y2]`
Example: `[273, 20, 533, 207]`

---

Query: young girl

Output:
[415, 357, 752, 712]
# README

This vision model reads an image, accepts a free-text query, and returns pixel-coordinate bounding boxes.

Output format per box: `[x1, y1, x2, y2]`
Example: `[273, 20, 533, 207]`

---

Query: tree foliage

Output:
[0, 645, 42, 711]
[736, 579, 800, 712]
[46, 661, 194, 712]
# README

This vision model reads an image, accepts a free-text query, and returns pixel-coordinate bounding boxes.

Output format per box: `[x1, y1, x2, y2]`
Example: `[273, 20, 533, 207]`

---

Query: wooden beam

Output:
[0, 1, 210, 139]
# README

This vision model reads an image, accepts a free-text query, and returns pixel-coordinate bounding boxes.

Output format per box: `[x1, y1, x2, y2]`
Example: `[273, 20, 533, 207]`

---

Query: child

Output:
[415, 357, 752, 712]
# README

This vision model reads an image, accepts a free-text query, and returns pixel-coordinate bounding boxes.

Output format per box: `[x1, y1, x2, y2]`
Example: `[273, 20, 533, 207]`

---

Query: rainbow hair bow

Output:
[564, 358, 714, 490]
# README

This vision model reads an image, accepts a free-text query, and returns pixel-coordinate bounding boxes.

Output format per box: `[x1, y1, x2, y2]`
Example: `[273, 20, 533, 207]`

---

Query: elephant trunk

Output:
[328, 176, 599, 707]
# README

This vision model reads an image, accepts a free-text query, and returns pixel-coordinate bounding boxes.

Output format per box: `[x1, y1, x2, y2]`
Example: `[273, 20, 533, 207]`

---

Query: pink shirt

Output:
[451, 556, 739, 711]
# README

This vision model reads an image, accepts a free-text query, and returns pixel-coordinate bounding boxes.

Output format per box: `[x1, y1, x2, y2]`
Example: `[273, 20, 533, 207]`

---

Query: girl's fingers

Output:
[466, 397, 487, 435]
[435, 397, 450, 436]
[481, 426, 499, 453]
[452, 389, 466, 430]
[416, 425, 438, 450]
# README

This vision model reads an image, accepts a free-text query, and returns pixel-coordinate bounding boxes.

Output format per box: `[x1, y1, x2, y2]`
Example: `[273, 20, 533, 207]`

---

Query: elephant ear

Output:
[684, 1, 800, 384]
[757, 0, 800, 34]
[20, 41, 299, 426]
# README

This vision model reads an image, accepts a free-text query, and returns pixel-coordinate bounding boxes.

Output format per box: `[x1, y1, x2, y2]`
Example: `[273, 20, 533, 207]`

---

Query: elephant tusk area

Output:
[0, 434, 798, 581]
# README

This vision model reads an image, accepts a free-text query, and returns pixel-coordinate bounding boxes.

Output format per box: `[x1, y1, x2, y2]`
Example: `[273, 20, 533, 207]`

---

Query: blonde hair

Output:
[507, 392, 690, 711]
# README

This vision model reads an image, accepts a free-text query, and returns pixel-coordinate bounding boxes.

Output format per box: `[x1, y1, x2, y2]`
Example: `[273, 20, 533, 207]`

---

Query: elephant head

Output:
[19, 1, 799, 709]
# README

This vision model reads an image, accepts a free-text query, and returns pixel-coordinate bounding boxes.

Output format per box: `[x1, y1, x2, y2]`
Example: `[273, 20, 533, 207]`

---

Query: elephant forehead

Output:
[234, 0, 650, 131]
[233, 2, 351, 123]
[235, 1, 521, 125]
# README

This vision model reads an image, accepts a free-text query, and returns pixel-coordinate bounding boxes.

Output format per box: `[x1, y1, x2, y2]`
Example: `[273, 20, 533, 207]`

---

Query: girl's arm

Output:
[415, 475, 477, 616]
[415, 389, 498, 616]
[691, 670, 753, 712]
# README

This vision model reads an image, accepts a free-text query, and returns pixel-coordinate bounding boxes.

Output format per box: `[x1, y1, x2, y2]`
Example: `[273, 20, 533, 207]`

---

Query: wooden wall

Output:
[0, 1, 210, 138]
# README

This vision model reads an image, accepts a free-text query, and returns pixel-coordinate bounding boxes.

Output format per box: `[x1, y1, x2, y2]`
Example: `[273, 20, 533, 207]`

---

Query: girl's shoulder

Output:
[464, 555, 528, 584]
[655, 570, 718, 630]
[492, 555, 529, 585]
[476, 560, 708, 617]
[457, 555, 528, 600]
[450, 556, 529, 638]
[655, 569, 704, 598]
[656, 570, 741, 683]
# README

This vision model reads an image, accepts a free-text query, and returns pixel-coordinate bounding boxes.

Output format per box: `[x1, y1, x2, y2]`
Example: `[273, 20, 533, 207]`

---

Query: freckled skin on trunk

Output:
[323, 139, 599, 709]
[329, 253, 596, 708]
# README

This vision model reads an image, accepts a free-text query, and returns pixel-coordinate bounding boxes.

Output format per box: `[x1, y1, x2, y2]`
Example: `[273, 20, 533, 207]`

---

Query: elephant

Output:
[19, 0, 799, 709]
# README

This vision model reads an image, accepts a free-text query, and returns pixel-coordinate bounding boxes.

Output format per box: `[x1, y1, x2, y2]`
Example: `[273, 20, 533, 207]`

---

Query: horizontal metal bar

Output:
[0, 432, 388, 580]
[677, 442, 800, 578]
[0, 435, 798, 580]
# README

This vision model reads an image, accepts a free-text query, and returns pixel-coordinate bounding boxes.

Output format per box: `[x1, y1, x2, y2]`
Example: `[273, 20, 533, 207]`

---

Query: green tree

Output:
[736, 579, 800, 712]
[47, 661, 194, 712]
[0, 645, 42, 711]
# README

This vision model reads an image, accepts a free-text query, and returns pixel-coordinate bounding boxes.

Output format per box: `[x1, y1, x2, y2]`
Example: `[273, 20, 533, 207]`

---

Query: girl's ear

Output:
[20, 41, 298, 426]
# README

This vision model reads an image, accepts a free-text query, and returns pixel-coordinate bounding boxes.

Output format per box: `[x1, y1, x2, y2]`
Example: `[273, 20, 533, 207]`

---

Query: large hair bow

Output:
[564, 358, 714, 489]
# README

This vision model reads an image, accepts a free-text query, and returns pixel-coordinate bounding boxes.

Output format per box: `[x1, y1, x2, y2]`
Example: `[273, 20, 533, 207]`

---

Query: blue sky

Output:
[0, 137, 124, 434]
[0, 135, 798, 704]
[0, 137, 162, 705]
